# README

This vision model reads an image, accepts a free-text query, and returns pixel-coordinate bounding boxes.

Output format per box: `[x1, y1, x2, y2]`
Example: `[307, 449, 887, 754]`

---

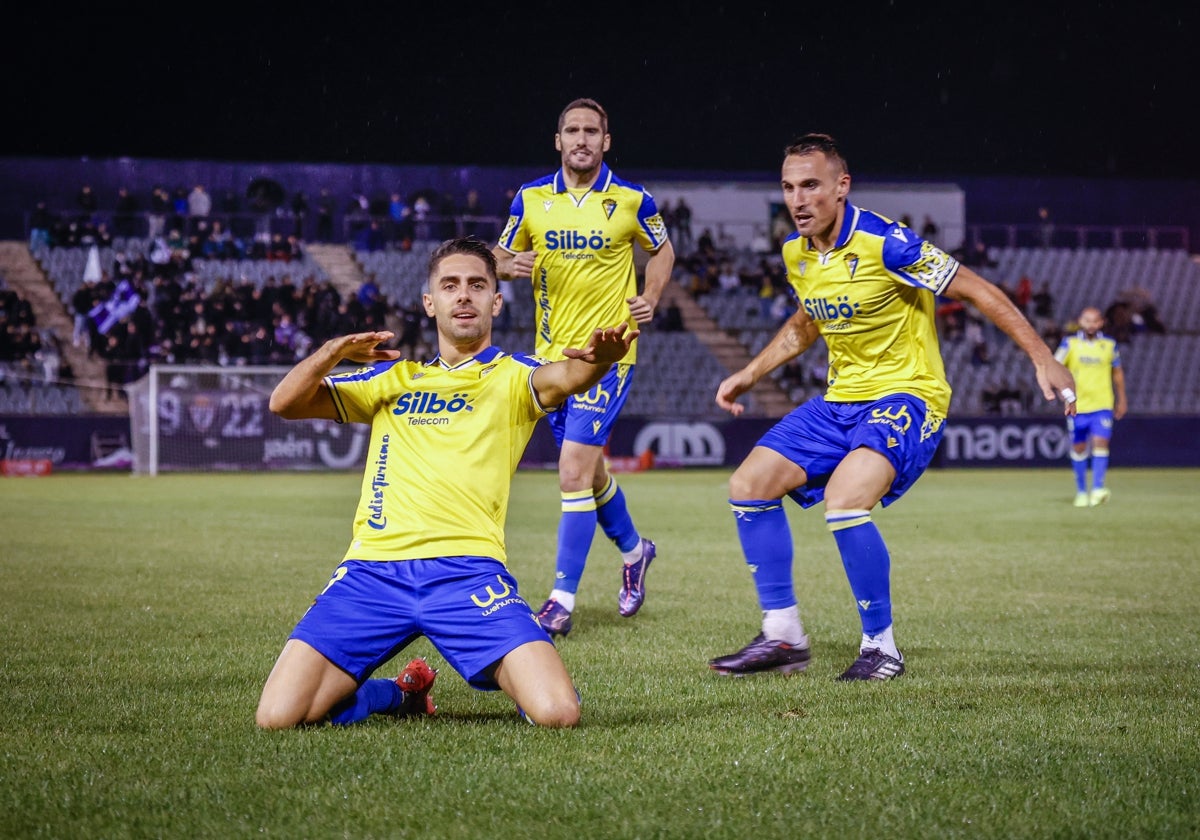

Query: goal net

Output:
[127, 364, 370, 475]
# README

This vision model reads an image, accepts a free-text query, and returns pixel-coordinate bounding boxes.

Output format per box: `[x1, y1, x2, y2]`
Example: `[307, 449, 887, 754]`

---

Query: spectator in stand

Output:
[961, 240, 998, 268]
[388, 192, 413, 247]
[114, 187, 140, 238]
[170, 188, 189, 233]
[315, 189, 335, 243]
[290, 190, 309, 239]
[412, 194, 433, 241]
[76, 184, 99, 222]
[758, 271, 777, 319]
[1014, 274, 1033, 316]
[1031, 281, 1057, 342]
[673, 196, 693, 252]
[920, 215, 939, 242]
[148, 186, 171, 239]
[71, 279, 99, 350]
[459, 189, 489, 239]
[717, 260, 742, 296]
[188, 185, 211, 219]
[29, 201, 55, 250]
[1037, 206, 1054, 247]
[657, 299, 684, 332]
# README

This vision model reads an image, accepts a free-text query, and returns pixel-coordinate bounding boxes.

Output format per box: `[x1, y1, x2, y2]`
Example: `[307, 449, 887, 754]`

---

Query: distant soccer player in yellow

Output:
[709, 134, 1077, 681]
[256, 237, 638, 729]
[1055, 306, 1127, 507]
[493, 98, 675, 636]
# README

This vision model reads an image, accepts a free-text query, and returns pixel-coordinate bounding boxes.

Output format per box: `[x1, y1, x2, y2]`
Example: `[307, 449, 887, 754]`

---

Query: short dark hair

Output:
[784, 133, 848, 173]
[558, 98, 608, 134]
[427, 236, 498, 287]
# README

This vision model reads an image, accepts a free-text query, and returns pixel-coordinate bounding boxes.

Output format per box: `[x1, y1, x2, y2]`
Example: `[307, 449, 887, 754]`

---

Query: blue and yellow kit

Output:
[323, 347, 551, 564]
[496, 162, 669, 364]
[1054, 331, 1121, 413]
[781, 203, 959, 417]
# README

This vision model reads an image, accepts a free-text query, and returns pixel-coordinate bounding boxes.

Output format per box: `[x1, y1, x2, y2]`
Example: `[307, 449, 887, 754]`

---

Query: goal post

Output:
[127, 364, 371, 475]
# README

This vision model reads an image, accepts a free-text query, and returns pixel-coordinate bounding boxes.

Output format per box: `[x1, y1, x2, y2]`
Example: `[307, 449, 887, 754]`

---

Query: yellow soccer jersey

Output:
[323, 347, 551, 563]
[781, 204, 958, 417]
[496, 162, 669, 363]
[1054, 331, 1120, 413]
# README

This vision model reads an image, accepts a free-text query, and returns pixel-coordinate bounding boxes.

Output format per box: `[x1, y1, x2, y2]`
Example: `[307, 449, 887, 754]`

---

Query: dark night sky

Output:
[5, 2, 1197, 180]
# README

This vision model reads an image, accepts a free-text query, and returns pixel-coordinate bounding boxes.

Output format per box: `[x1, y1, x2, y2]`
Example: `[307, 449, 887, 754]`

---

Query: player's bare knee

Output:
[525, 696, 581, 728]
[728, 467, 759, 500]
[255, 704, 297, 730]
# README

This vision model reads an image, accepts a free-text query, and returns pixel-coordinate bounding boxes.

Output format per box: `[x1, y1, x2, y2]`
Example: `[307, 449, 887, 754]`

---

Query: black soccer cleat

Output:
[836, 648, 905, 681]
[709, 633, 811, 676]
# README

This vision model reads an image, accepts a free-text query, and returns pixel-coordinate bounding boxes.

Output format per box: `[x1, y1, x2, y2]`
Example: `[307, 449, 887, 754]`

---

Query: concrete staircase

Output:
[304, 242, 365, 300]
[0, 240, 124, 414]
[659, 282, 793, 418]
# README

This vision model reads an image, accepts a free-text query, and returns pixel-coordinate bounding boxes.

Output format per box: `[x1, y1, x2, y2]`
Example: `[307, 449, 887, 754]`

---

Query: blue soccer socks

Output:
[554, 490, 597, 594]
[827, 509, 892, 637]
[595, 476, 641, 554]
[730, 499, 796, 610]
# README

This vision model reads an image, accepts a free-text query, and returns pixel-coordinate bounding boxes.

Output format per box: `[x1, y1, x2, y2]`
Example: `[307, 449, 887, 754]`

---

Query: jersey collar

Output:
[428, 344, 505, 369]
[552, 162, 613, 194]
[804, 202, 860, 253]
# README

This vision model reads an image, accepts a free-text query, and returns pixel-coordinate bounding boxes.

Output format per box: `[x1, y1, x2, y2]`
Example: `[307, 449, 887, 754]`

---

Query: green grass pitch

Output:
[1, 467, 1197, 838]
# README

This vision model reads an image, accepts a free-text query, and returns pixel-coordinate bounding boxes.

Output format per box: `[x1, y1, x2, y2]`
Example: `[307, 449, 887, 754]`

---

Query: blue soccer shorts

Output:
[1067, 409, 1115, 445]
[290, 556, 550, 690]
[756, 393, 945, 509]
[546, 363, 634, 447]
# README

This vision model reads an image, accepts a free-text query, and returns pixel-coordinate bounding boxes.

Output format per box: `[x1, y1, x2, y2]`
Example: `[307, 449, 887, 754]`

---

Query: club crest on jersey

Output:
[603, 198, 617, 219]
[844, 252, 860, 278]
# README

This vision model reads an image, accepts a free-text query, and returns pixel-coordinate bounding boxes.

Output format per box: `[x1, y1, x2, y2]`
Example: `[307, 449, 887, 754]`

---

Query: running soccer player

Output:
[1055, 306, 1127, 507]
[493, 98, 675, 636]
[709, 134, 1077, 681]
[255, 237, 638, 729]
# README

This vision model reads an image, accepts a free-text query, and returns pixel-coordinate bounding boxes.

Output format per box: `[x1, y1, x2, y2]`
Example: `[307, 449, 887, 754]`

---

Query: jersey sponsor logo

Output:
[366, 433, 391, 530]
[801, 294, 861, 323]
[392, 390, 474, 418]
[869, 404, 913, 434]
[470, 575, 512, 608]
[544, 229, 612, 251]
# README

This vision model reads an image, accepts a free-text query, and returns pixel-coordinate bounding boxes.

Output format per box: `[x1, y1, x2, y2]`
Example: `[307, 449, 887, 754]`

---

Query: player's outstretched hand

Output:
[1036, 358, 1078, 417]
[716, 369, 756, 417]
[333, 331, 402, 364]
[561, 323, 639, 365]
